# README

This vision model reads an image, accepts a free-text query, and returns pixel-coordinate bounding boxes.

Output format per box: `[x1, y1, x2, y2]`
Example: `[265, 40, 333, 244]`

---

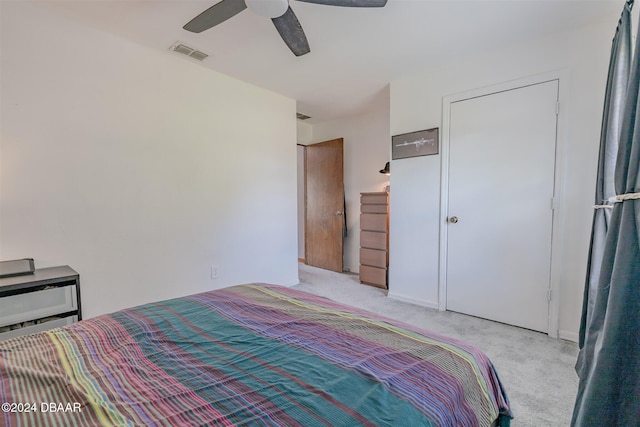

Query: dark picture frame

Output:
[392, 128, 439, 160]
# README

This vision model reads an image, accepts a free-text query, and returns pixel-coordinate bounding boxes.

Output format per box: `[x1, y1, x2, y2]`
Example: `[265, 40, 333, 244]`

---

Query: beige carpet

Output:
[294, 263, 579, 426]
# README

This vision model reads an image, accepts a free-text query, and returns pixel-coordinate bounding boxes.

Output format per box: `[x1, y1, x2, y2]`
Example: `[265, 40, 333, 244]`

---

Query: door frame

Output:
[438, 70, 569, 338]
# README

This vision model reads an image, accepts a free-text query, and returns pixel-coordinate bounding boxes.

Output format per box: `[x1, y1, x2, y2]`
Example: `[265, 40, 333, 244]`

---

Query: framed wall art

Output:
[392, 128, 439, 160]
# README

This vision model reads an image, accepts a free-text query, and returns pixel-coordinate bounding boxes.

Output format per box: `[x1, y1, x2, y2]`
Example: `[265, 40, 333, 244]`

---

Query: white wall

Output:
[296, 145, 306, 259]
[389, 16, 619, 340]
[0, 2, 299, 318]
[296, 121, 313, 259]
[297, 121, 313, 145]
[310, 99, 390, 273]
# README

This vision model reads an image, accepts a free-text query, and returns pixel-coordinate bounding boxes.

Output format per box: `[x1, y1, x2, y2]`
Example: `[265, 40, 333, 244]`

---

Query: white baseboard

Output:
[558, 330, 579, 343]
[387, 291, 439, 310]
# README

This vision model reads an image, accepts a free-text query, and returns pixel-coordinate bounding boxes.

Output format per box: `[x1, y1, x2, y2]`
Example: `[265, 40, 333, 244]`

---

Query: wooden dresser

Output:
[359, 192, 389, 289]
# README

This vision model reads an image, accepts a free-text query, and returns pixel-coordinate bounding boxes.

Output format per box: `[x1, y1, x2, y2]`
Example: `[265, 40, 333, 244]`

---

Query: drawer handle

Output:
[335, 210, 344, 216]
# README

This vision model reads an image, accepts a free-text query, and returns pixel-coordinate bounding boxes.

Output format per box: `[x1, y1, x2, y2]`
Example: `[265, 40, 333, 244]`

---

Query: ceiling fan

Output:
[183, 0, 388, 57]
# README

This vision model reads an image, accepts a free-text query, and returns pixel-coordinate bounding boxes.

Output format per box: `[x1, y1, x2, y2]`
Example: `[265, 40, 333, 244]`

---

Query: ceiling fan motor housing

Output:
[245, 0, 289, 18]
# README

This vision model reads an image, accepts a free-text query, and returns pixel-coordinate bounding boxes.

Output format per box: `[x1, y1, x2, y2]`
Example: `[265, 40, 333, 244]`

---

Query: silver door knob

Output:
[335, 210, 344, 216]
[449, 216, 459, 223]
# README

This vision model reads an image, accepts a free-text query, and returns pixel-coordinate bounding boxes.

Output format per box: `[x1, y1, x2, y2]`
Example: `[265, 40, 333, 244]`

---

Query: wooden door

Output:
[304, 138, 344, 272]
[446, 81, 558, 332]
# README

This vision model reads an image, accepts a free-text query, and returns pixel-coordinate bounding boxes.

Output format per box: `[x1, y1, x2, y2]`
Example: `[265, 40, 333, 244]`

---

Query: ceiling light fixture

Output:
[245, 0, 289, 18]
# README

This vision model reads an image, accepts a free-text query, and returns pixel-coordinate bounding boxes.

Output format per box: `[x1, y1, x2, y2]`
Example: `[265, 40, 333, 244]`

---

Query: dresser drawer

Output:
[359, 265, 387, 288]
[0, 285, 77, 328]
[0, 315, 77, 341]
[361, 193, 388, 205]
[361, 213, 387, 232]
[360, 231, 387, 250]
[360, 248, 388, 268]
[361, 203, 388, 214]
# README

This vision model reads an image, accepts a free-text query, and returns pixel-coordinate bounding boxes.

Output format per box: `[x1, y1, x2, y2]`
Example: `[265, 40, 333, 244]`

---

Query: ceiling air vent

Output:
[170, 42, 209, 61]
[189, 50, 209, 61]
[296, 113, 311, 120]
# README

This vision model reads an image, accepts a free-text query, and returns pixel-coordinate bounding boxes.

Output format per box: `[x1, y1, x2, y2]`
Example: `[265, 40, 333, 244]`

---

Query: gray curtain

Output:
[577, 2, 632, 347]
[572, 0, 640, 424]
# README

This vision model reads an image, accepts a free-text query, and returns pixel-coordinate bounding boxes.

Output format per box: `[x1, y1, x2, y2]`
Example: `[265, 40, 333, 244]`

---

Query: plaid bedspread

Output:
[1, 284, 511, 426]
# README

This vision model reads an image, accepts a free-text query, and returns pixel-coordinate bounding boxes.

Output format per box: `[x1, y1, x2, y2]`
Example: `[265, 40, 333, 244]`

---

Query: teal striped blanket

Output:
[1, 284, 511, 426]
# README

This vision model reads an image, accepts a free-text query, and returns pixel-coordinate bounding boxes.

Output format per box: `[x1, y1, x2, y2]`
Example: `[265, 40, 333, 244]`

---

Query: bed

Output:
[1, 283, 512, 426]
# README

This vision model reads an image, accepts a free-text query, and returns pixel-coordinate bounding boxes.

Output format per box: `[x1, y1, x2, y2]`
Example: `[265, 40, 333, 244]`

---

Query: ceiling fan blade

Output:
[295, 0, 387, 7]
[272, 7, 310, 57]
[184, 0, 248, 33]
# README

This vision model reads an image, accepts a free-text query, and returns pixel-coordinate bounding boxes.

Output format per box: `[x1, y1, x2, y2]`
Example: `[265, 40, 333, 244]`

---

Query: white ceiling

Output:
[33, 0, 622, 124]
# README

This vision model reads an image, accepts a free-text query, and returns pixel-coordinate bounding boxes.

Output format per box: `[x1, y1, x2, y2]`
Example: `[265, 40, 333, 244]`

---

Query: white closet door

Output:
[446, 80, 558, 332]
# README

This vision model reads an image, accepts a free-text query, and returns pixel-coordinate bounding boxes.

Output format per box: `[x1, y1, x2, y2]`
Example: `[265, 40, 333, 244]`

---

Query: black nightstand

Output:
[0, 266, 81, 341]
